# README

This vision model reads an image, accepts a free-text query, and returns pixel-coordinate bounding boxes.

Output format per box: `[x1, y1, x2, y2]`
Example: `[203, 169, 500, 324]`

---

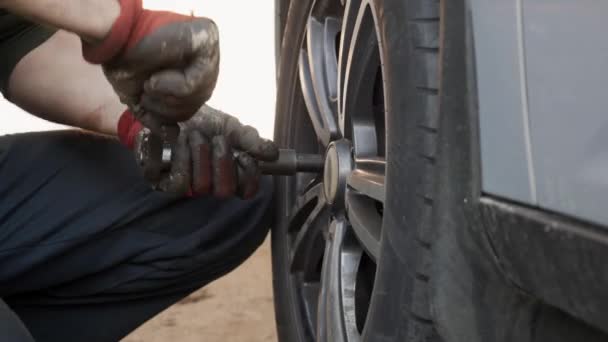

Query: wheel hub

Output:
[323, 140, 353, 207]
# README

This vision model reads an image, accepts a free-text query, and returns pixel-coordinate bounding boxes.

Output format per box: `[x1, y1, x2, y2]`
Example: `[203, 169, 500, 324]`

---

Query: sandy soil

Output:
[124, 238, 278, 342]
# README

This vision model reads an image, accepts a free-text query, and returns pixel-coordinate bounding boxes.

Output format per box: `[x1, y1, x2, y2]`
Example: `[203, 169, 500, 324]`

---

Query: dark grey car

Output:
[271, 0, 608, 341]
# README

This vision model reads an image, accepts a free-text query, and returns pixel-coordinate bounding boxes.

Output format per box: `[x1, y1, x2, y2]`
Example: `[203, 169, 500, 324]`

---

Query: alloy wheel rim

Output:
[286, 1, 386, 340]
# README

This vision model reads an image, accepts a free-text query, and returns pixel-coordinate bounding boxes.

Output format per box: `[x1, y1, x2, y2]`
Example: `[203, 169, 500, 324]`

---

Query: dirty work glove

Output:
[82, 0, 220, 128]
[118, 105, 279, 199]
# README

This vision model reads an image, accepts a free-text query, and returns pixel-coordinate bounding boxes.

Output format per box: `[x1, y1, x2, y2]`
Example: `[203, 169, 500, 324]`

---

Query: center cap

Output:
[323, 140, 353, 207]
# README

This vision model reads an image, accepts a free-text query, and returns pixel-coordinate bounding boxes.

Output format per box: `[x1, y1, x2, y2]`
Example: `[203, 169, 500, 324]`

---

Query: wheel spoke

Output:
[351, 122, 378, 158]
[290, 186, 330, 280]
[299, 50, 332, 146]
[348, 158, 386, 202]
[299, 16, 340, 147]
[288, 183, 327, 338]
[323, 17, 340, 103]
[339, 3, 381, 158]
[300, 281, 321, 335]
[338, 0, 363, 122]
[316, 237, 330, 342]
[346, 192, 381, 262]
[340, 229, 364, 342]
[318, 219, 360, 342]
[289, 183, 323, 232]
[307, 16, 340, 131]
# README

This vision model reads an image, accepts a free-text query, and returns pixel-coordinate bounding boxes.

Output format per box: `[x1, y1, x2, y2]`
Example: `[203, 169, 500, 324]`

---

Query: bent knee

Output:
[242, 175, 274, 241]
[253, 175, 274, 209]
[228, 176, 274, 252]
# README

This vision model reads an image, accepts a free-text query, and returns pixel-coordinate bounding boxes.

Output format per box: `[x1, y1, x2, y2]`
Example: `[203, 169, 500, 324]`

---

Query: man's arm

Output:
[0, 0, 119, 43]
[1, 0, 123, 134]
[8, 30, 124, 135]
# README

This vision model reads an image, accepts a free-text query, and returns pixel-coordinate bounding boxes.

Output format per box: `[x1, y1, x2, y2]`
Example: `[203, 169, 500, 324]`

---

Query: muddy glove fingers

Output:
[224, 116, 279, 162]
[132, 18, 219, 121]
[92, 4, 220, 124]
[187, 131, 260, 199]
[189, 132, 262, 199]
[188, 130, 212, 196]
[188, 130, 261, 199]
[135, 112, 164, 136]
[129, 105, 273, 198]
[211, 136, 238, 198]
[141, 19, 220, 117]
[194, 106, 279, 162]
[235, 152, 261, 199]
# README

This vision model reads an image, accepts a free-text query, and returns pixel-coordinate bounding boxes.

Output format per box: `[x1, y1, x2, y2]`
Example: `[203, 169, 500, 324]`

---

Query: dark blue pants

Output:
[0, 131, 273, 341]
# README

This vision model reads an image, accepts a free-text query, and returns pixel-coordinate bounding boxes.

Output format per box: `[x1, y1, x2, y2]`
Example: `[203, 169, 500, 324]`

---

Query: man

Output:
[0, 0, 278, 341]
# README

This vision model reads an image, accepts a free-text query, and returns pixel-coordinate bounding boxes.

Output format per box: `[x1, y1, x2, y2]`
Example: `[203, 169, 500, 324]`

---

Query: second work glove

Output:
[118, 105, 279, 199]
[83, 0, 220, 128]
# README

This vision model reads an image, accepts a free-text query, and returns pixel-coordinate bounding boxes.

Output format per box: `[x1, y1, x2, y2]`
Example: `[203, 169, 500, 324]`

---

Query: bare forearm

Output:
[9, 31, 124, 135]
[0, 0, 119, 42]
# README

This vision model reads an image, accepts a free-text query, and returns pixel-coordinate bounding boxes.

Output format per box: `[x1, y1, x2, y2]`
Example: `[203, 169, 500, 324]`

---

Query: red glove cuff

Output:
[82, 0, 195, 64]
[117, 110, 143, 149]
[83, 0, 143, 64]
[124, 10, 196, 52]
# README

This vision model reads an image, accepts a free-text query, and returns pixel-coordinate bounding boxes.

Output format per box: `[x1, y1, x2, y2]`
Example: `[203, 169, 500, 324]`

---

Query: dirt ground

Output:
[124, 238, 278, 342]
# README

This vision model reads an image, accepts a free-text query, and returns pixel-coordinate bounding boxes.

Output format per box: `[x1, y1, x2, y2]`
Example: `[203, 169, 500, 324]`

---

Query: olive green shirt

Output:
[0, 10, 55, 98]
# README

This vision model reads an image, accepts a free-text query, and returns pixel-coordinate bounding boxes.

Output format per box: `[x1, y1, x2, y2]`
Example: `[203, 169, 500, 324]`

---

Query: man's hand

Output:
[83, 0, 220, 130]
[118, 105, 279, 199]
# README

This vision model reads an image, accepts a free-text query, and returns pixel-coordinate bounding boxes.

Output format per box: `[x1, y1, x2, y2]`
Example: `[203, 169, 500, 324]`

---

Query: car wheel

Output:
[272, 0, 442, 341]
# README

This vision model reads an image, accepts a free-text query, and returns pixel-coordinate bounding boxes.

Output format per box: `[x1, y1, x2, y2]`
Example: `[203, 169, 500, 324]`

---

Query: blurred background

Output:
[0, 1, 278, 341]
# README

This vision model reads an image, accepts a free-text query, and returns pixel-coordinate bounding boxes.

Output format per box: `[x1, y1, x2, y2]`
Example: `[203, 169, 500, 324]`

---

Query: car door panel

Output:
[471, 0, 536, 204]
[524, 0, 608, 226]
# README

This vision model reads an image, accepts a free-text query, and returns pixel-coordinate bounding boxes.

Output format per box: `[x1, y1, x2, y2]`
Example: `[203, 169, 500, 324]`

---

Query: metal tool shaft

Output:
[159, 140, 323, 176]
[260, 149, 324, 175]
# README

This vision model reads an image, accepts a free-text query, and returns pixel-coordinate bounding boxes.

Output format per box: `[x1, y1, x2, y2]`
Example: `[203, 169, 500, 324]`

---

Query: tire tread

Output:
[404, 0, 442, 341]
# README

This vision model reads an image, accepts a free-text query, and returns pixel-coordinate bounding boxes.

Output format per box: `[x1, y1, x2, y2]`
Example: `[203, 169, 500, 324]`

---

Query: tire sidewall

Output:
[273, 1, 316, 342]
[362, 0, 442, 340]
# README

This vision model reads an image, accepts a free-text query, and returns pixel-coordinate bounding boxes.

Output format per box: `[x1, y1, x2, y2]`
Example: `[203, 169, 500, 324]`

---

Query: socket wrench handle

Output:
[259, 149, 324, 175]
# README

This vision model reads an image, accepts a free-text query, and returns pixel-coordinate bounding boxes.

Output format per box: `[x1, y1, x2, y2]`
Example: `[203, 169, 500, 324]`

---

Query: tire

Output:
[272, 2, 317, 341]
[272, 1, 607, 341]
[274, 0, 290, 67]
